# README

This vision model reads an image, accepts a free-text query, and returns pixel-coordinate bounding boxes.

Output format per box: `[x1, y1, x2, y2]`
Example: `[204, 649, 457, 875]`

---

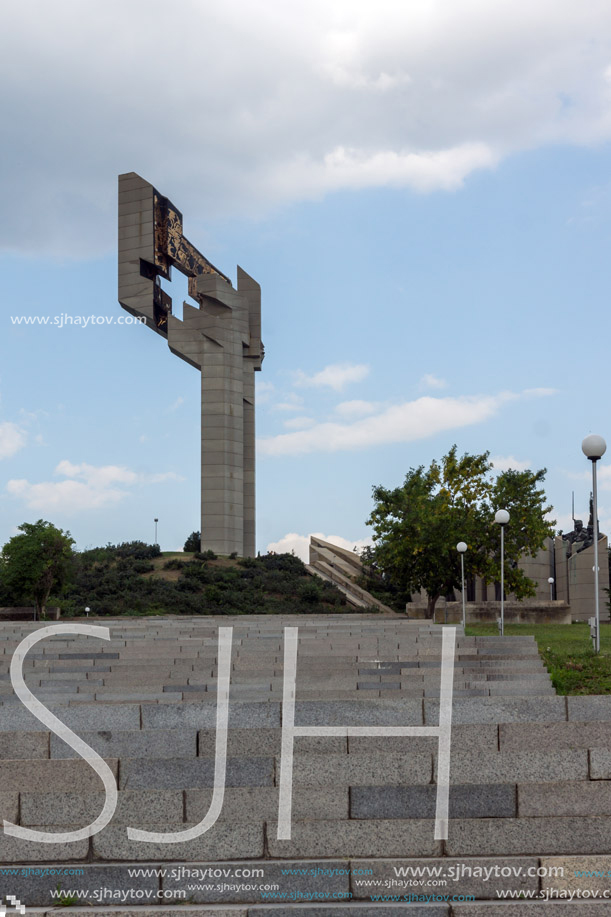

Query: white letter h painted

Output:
[277, 626, 456, 841]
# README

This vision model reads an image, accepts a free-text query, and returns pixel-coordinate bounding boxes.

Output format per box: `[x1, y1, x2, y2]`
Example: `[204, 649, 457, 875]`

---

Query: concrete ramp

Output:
[307, 536, 395, 613]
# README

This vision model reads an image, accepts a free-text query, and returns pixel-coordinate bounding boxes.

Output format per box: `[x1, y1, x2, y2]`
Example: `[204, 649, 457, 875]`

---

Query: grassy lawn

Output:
[465, 622, 611, 695]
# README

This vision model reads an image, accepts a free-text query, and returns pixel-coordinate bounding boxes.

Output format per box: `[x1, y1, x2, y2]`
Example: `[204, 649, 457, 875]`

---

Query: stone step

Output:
[8, 854, 611, 907]
[4, 722, 502, 760]
[17, 909, 611, 917]
[5, 814, 598, 863]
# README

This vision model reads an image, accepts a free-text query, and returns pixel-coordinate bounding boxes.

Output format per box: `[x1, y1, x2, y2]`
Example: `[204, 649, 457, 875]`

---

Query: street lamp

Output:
[154, 518, 159, 547]
[582, 434, 606, 653]
[548, 577, 554, 601]
[457, 542, 467, 629]
[494, 509, 510, 636]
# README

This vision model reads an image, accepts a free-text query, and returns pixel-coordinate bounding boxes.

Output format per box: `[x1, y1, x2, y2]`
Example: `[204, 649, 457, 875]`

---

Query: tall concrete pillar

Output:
[117, 172, 263, 557]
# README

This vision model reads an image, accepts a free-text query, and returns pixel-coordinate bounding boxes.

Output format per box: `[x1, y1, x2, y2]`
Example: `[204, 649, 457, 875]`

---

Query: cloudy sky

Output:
[1, 0, 610, 559]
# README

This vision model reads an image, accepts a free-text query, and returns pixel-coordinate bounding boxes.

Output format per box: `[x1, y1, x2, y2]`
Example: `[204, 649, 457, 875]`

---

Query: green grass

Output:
[465, 622, 611, 695]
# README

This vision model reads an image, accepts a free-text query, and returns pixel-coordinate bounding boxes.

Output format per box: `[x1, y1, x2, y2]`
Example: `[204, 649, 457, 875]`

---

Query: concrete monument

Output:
[118, 172, 263, 556]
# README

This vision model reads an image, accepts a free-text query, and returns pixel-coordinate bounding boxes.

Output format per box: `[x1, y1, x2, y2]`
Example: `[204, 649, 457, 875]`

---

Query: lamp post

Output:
[457, 542, 467, 629]
[494, 509, 510, 636]
[582, 435, 606, 653]
[548, 577, 554, 601]
[154, 518, 159, 547]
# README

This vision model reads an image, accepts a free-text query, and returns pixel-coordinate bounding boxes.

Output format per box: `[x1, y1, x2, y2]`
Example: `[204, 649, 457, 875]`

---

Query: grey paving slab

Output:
[187, 786, 348, 822]
[0, 702, 140, 730]
[163, 858, 350, 903]
[568, 696, 611, 721]
[589, 748, 611, 779]
[266, 820, 442, 858]
[446, 817, 611, 856]
[351, 858, 538, 901]
[452, 905, 611, 915]
[294, 701, 423, 726]
[20, 789, 184, 826]
[251, 909, 448, 917]
[0, 758, 118, 792]
[540, 854, 611, 893]
[348, 724, 498, 755]
[0, 731, 49, 758]
[291, 753, 432, 786]
[40, 908, 247, 916]
[3, 862, 158, 906]
[93, 823, 264, 860]
[0, 829, 88, 862]
[199, 728, 347, 756]
[0, 791, 18, 823]
[500, 721, 611, 751]
[424, 697, 566, 724]
[120, 757, 274, 789]
[444, 749, 588, 784]
[51, 729, 196, 759]
[487, 684, 555, 696]
[519, 781, 611, 816]
[141, 702, 280, 729]
[351, 784, 516, 819]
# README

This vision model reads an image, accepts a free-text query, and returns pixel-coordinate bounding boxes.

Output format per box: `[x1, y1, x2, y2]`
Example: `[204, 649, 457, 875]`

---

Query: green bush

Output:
[184, 531, 201, 552]
[297, 581, 322, 603]
[56, 547, 348, 617]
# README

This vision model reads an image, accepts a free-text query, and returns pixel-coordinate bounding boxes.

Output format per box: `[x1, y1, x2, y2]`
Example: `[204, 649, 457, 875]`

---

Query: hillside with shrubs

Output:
[50, 541, 349, 617]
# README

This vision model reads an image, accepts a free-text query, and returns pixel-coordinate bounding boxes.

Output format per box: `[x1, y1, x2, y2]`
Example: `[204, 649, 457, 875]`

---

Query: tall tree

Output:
[366, 447, 555, 618]
[0, 520, 75, 619]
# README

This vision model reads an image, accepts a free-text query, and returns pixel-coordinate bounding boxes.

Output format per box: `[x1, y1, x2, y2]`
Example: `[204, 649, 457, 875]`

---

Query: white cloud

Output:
[166, 396, 185, 413]
[419, 374, 447, 391]
[490, 455, 531, 472]
[294, 363, 370, 391]
[551, 507, 611, 537]
[267, 531, 371, 563]
[0, 422, 26, 459]
[275, 144, 498, 198]
[283, 416, 316, 430]
[3, 1, 611, 255]
[256, 381, 276, 404]
[259, 390, 519, 456]
[597, 466, 611, 490]
[522, 387, 559, 398]
[566, 465, 611, 490]
[272, 393, 305, 412]
[7, 461, 183, 513]
[552, 511, 582, 534]
[335, 400, 378, 417]
[7, 478, 126, 512]
[259, 387, 554, 457]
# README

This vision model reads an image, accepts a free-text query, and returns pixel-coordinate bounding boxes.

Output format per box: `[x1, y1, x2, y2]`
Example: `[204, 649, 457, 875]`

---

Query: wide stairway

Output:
[0, 615, 610, 915]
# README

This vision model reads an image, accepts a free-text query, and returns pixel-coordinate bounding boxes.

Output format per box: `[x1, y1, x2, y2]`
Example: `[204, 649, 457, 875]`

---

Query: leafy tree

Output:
[0, 520, 75, 619]
[366, 446, 555, 618]
[184, 531, 201, 552]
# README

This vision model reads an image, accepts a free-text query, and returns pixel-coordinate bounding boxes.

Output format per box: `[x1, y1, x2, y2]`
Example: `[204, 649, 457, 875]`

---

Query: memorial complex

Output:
[0, 173, 595, 914]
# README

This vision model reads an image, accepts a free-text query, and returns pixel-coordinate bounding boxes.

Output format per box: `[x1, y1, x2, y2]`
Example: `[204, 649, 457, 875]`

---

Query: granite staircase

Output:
[0, 616, 610, 915]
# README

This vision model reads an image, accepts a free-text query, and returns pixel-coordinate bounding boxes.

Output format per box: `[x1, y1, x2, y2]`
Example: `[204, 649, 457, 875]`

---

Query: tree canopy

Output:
[365, 446, 555, 617]
[0, 519, 75, 619]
